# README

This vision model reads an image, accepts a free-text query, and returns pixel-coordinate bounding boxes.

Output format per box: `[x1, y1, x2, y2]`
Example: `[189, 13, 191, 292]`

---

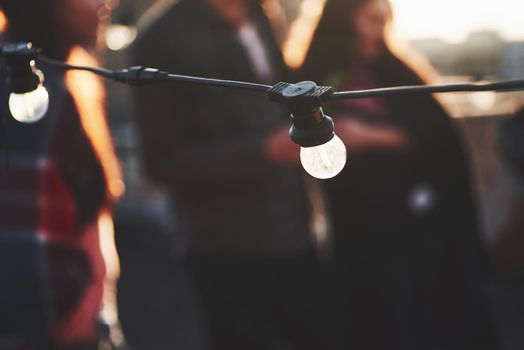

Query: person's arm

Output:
[263, 123, 300, 166]
[335, 117, 410, 151]
[263, 114, 411, 167]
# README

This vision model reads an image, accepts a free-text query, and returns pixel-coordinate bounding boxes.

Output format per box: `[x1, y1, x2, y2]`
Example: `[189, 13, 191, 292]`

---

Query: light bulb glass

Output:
[9, 85, 49, 123]
[300, 135, 347, 179]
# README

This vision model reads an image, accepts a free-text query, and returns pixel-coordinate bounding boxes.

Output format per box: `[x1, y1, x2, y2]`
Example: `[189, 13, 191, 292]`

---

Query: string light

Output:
[2, 42, 524, 179]
[3, 43, 48, 123]
[269, 81, 347, 179]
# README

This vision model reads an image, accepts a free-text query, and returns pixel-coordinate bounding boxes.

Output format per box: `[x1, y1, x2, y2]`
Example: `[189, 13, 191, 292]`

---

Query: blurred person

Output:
[498, 108, 524, 182]
[488, 108, 524, 350]
[300, 0, 498, 349]
[131, 0, 345, 349]
[0, 0, 125, 349]
[491, 109, 524, 278]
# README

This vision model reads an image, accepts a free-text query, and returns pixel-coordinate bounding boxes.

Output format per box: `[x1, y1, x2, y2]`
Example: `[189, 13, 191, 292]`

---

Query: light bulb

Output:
[9, 84, 49, 123]
[300, 135, 347, 179]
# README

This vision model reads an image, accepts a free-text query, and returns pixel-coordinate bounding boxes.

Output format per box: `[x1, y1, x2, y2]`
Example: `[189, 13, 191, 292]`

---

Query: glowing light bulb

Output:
[300, 135, 347, 179]
[9, 84, 49, 123]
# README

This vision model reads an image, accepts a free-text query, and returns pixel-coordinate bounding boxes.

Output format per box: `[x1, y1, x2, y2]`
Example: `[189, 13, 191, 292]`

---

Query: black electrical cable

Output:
[165, 73, 271, 92]
[34, 52, 524, 100]
[328, 78, 524, 100]
[37, 55, 271, 92]
[37, 56, 115, 79]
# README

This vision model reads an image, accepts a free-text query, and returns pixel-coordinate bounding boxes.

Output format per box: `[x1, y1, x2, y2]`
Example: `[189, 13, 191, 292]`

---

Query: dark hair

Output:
[302, 0, 367, 78]
[302, 0, 426, 88]
[1, 0, 70, 59]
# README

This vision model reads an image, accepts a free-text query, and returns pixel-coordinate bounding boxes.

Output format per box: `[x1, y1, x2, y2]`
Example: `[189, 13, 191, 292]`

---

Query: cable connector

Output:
[268, 81, 333, 105]
[0, 42, 39, 59]
[111, 66, 169, 85]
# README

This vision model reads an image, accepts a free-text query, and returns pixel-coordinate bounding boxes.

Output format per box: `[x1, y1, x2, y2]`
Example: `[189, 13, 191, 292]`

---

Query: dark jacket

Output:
[321, 58, 496, 350]
[131, 0, 311, 257]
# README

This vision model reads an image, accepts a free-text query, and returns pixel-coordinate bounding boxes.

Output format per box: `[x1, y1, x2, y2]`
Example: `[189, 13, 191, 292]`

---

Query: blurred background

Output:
[101, 1, 524, 349]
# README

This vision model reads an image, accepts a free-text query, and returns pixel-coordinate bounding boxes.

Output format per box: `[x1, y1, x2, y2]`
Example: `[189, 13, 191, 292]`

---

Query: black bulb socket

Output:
[289, 106, 335, 147]
[2, 43, 42, 94]
[269, 81, 335, 147]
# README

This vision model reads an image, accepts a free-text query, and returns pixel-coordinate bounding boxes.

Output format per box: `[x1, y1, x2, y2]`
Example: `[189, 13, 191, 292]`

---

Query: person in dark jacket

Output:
[301, 0, 498, 349]
[131, 0, 345, 349]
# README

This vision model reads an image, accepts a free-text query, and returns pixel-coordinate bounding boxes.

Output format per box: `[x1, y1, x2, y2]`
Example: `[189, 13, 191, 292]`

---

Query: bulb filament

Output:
[317, 146, 333, 172]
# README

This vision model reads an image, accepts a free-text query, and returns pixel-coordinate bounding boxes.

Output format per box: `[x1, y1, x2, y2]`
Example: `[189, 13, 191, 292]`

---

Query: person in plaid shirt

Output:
[0, 0, 125, 349]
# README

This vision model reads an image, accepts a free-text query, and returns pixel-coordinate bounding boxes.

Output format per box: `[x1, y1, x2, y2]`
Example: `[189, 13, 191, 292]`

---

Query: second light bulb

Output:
[300, 135, 347, 179]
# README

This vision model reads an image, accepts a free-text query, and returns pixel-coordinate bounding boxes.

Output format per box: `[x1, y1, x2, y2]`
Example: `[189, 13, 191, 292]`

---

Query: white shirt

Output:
[236, 21, 275, 83]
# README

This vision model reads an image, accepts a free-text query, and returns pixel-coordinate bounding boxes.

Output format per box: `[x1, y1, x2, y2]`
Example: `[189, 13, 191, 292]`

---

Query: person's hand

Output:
[263, 124, 300, 166]
[336, 118, 409, 151]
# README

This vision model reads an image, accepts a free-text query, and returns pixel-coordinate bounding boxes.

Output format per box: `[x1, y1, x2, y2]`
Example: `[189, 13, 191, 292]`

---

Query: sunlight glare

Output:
[389, 0, 524, 42]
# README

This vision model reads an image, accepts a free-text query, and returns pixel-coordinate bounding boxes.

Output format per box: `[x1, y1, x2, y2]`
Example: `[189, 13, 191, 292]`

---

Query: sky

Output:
[390, 0, 524, 42]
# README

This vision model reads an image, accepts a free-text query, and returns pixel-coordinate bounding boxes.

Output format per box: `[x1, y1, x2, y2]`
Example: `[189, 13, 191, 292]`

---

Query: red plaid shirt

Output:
[0, 72, 110, 347]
